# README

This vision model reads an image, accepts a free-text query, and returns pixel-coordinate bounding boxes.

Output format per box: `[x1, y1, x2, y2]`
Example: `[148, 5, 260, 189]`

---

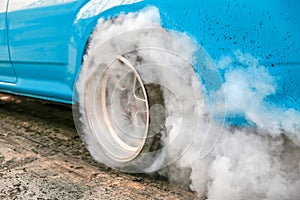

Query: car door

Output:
[5, 0, 86, 101]
[0, 0, 17, 83]
[7, 0, 83, 63]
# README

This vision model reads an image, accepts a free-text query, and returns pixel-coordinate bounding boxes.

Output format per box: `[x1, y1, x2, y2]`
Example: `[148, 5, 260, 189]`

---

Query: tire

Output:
[74, 52, 168, 172]
[72, 9, 219, 173]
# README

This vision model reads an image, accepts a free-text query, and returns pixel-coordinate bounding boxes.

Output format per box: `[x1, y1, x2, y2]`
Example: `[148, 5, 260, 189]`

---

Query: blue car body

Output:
[0, 0, 299, 121]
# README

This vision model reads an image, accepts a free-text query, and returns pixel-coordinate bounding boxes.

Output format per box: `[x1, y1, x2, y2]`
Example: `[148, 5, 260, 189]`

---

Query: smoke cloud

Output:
[166, 51, 300, 200]
[76, 6, 300, 199]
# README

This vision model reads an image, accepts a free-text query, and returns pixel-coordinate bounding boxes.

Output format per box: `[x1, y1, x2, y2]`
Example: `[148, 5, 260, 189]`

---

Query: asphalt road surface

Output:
[0, 93, 196, 200]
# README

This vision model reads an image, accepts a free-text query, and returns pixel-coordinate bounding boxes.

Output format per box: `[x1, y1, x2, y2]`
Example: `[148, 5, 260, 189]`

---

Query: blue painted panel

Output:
[2, 0, 144, 103]
[0, 1, 9, 61]
[68, 0, 147, 90]
[0, 0, 298, 115]
[143, 0, 300, 63]
[7, 0, 86, 63]
[5, 0, 87, 101]
[0, 0, 16, 83]
[143, 0, 300, 111]
[71, 0, 300, 112]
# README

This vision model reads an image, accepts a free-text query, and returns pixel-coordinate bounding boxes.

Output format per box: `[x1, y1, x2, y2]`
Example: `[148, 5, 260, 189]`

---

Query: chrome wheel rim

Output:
[86, 56, 149, 163]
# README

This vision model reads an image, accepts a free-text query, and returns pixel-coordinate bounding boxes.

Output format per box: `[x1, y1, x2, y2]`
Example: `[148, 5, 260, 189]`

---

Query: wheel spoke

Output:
[93, 55, 150, 162]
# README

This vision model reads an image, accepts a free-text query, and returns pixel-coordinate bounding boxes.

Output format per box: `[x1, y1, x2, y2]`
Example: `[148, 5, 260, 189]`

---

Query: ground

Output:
[0, 93, 196, 200]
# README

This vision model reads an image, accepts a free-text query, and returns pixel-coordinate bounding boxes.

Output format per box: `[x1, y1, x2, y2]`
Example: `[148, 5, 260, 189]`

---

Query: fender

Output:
[67, 0, 147, 96]
[1, 0, 299, 117]
[69, 0, 300, 118]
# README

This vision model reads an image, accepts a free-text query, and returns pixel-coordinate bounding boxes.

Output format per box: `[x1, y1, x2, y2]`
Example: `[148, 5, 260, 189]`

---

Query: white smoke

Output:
[169, 52, 300, 200]
[76, 6, 206, 171]
[214, 51, 300, 142]
[76, 6, 300, 199]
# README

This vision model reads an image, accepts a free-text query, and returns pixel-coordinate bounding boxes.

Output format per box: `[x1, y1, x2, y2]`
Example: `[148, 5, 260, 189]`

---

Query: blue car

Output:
[0, 0, 299, 172]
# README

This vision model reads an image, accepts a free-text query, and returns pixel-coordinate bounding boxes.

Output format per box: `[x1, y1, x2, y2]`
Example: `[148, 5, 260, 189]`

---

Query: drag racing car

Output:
[0, 0, 299, 172]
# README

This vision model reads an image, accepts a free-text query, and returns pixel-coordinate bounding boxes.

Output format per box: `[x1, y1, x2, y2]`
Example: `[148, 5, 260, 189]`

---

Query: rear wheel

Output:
[72, 12, 214, 172]
[74, 48, 170, 172]
[85, 55, 165, 164]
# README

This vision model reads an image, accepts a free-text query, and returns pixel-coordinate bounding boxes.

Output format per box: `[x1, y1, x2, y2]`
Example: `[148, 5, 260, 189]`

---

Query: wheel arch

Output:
[66, 1, 149, 103]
